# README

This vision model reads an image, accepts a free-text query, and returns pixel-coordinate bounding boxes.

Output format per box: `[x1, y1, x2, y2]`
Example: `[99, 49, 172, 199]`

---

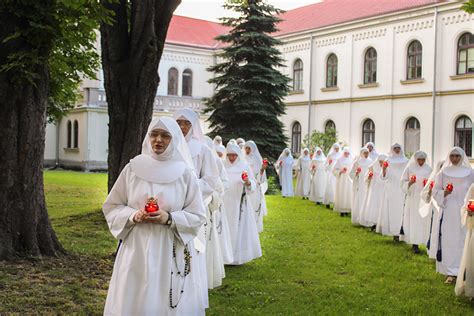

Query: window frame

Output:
[364, 47, 377, 84]
[291, 121, 302, 154]
[361, 119, 375, 146]
[326, 54, 338, 88]
[292, 59, 303, 91]
[182, 69, 193, 97]
[407, 40, 423, 80]
[454, 115, 472, 157]
[457, 33, 474, 75]
[167, 67, 179, 96]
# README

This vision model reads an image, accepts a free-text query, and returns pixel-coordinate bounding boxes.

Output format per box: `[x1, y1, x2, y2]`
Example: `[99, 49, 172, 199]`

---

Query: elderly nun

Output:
[432, 147, 473, 284]
[223, 144, 262, 265]
[399, 151, 432, 253]
[103, 117, 207, 315]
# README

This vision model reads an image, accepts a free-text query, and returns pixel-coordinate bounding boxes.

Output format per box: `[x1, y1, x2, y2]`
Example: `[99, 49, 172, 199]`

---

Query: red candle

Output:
[423, 179, 428, 186]
[328, 159, 333, 165]
[368, 171, 374, 179]
[263, 159, 268, 167]
[241, 171, 249, 181]
[279, 160, 283, 166]
[429, 181, 435, 190]
[467, 200, 474, 212]
[356, 167, 362, 174]
[446, 183, 454, 192]
[410, 175, 417, 182]
[383, 161, 389, 168]
[145, 197, 159, 213]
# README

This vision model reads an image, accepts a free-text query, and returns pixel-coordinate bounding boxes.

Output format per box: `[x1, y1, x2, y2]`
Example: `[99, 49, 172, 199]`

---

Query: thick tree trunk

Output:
[101, 0, 181, 191]
[0, 68, 64, 260]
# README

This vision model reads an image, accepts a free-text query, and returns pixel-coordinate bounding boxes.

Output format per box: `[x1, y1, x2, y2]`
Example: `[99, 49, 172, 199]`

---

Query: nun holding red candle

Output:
[102, 117, 207, 315]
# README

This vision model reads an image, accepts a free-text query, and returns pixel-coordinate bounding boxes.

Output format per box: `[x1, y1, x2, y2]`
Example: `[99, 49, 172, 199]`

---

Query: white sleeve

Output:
[197, 146, 219, 203]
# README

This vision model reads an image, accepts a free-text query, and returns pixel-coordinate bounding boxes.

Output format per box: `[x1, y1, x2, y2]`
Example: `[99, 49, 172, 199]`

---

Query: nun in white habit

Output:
[222, 144, 262, 265]
[420, 161, 444, 259]
[365, 142, 379, 161]
[455, 184, 474, 298]
[203, 136, 225, 289]
[324, 143, 342, 208]
[432, 147, 473, 283]
[349, 147, 372, 225]
[174, 108, 219, 307]
[399, 151, 432, 253]
[244, 140, 268, 232]
[376, 143, 409, 239]
[295, 148, 312, 199]
[103, 117, 206, 315]
[333, 147, 354, 216]
[276, 148, 294, 198]
[309, 147, 327, 204]
[360, 154, 388, 228]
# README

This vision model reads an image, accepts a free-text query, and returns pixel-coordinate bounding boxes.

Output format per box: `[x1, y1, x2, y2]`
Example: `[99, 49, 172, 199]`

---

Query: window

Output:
[66, 120, 72, 148]
[454, 115, 472, 157]
[292, 59, 303, 91]
[362, 119, 375, 145]
[73, 120, 79, 149]
[404, 117, 420, 154]
[364, 47, 377, 84]
[182, 69, 193, 96]
[326, 54, 338, 88]
[457, 33, 474, 75]
[167, 68, 178, 95]
[325, 120, 336, 133]
[291, 122, 302, 154]
[407, 41, 423, 80]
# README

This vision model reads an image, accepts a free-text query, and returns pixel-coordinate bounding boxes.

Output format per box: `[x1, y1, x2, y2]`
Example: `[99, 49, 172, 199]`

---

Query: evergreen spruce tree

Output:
[204, 0, 290, 159]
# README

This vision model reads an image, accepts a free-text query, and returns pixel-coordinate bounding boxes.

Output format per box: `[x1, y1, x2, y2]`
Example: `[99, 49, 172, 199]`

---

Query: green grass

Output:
[0, 170, 472, 314]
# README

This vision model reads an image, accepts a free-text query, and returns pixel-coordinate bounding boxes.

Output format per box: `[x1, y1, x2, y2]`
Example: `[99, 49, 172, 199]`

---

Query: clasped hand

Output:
[133, 209, 169, 224]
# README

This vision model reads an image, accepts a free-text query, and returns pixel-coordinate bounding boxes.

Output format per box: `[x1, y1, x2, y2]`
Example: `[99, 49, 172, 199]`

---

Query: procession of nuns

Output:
[101, 108, 473, 314]
[280, 141, 474, 300]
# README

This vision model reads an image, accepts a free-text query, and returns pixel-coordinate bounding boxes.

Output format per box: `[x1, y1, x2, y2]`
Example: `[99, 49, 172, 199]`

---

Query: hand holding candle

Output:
[467, 200, 474, 213]
[356, 167, 362, 175]
[368, 170, 374, 180]
[241, 171, 249, 185]
[383, 161, 389, 169]
[410, 175, 417, 183]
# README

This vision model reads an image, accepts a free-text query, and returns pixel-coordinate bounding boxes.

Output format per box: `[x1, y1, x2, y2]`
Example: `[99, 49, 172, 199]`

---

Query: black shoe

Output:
[326, 204, 330, 209]
[412, 245, 420, 254]
[393, 236, 400, 242]
[316, 202, 321, 205]
[340, 213, 344, 217]
[370, 225, 376, 232]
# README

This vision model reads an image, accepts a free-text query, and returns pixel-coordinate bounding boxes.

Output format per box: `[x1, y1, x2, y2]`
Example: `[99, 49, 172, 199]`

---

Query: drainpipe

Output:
[307, 34, 314, 143]
[54, 117, 61, 169]
[431, 6, 439, 163]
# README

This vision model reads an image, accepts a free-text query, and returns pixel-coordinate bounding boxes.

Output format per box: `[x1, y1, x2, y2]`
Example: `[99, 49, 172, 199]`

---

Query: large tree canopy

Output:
[204, 0, 290, 159]
[0, 0, 110, 260]
[100, 0, 181, 192]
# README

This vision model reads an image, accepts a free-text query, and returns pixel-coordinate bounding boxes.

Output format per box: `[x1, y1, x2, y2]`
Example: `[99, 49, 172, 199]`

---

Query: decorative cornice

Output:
[161, 53, 212, 66]
[353, 29, 387, 41]
[441, 13, 474, 26]
[285, 89, 474, 106]
[394, 20, 433, 34]
[315, 36, 346, 47]
[281, 42, 311, 53]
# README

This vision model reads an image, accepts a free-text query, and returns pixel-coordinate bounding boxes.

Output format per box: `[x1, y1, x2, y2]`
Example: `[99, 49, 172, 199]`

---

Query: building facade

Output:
[44, 0, 473, 170]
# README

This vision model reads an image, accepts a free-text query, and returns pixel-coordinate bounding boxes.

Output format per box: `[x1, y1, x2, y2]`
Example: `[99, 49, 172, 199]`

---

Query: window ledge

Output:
[321, 86, 339, 92]
[358, 83, 379, 89]
[64, 148, 79, 153]
[400, 78, 425, 85]
[450, 73, 474, 80]
[289, 90, 304, 95]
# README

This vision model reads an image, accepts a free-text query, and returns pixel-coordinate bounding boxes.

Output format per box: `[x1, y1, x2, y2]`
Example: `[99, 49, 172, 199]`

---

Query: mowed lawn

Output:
[0, 170, 472, 314]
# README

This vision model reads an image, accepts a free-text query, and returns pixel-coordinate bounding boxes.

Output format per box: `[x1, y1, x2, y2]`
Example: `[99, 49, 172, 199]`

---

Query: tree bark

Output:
[101, 0, 181, 191]
[0, 34, 64, 259]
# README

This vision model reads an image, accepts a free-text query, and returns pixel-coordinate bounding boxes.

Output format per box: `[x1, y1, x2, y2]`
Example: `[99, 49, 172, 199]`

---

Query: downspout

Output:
[54, 118, 61, 169]
[307, 34, 314, 142]
[431, 6, 439, 163]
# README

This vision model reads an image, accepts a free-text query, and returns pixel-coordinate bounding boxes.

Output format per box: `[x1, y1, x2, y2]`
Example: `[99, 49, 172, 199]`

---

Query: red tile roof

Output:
[167, 0, 444, 48]
[276, 0, 443, 36]
[166, 15, 229, 49]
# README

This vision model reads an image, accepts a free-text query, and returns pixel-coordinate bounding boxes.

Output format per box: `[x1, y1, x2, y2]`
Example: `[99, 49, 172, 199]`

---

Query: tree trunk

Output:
[0, 67, 64, 260]
[101, 0, 181, 191]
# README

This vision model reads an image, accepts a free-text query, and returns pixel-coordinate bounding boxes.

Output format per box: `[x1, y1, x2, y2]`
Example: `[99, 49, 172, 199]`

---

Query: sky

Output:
[175, 0, 320, 22]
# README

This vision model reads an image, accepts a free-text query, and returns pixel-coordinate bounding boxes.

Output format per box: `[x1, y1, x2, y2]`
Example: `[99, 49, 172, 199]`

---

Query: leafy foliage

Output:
[204, 0, 291, 159]
[0, 0, 112, 122]
[461, 0, 474, 13]
[303, 128, 338, 154]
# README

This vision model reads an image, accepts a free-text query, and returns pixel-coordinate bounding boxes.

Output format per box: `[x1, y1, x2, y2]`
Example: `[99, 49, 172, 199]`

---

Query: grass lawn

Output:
[0, 170, 472, 314]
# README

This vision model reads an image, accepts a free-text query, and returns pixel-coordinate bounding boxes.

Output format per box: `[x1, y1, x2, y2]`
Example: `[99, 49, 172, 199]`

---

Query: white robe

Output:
[324, 152, 341, 205]
[400, 164, 432, 245]
[278, 157, 294, 197]
[350, 159, 372, 225]
[103, 164, 206, 316]
[247, 157, 266, 233]
[333, 160, 353, 214]
[456, 184, 474, 298]
[377, 161, 408, 236]
[295, 156, 311, 197]
[309, 159, 327, 203]
[432, 171, 473, 276]
[223, 161, 262, 265]
[215, 158, 234, 265]
[420, 180, 440, 259]
[360, 167, 384, 227]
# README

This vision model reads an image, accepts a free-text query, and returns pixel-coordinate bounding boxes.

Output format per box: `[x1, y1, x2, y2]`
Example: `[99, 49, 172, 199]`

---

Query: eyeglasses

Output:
[149, 131, 172, 140]
[176, 120, 192, 127]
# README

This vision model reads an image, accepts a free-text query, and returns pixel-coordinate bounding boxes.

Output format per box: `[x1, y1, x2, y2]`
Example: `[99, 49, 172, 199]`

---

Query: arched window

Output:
[404, 117, 420, 154]
[457, 33, 474, 75]
[364, 47, 377, 84]
[167, 68, 178, 96]
[182, 69, 193, 96]
[292, 59, 303, 91]
[291, 122, 302, 154]
[325, 120, 336, 133]
[407, 41, 422, 80]
[73, 120, 79, 149]
[362, 119, 375, 145]
[454, 115, 472, 157]
[66, 120, 72, 148]
[326, 54, 338, 88]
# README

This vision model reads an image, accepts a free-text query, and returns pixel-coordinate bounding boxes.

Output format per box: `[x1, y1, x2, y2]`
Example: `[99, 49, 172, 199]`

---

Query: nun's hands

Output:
[133, 209, 148, 223]
[244, 179, 251, 186]
[145, 210, 170, 225]
[408, 179, 416, 187]
[444, 189, 452, 197]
